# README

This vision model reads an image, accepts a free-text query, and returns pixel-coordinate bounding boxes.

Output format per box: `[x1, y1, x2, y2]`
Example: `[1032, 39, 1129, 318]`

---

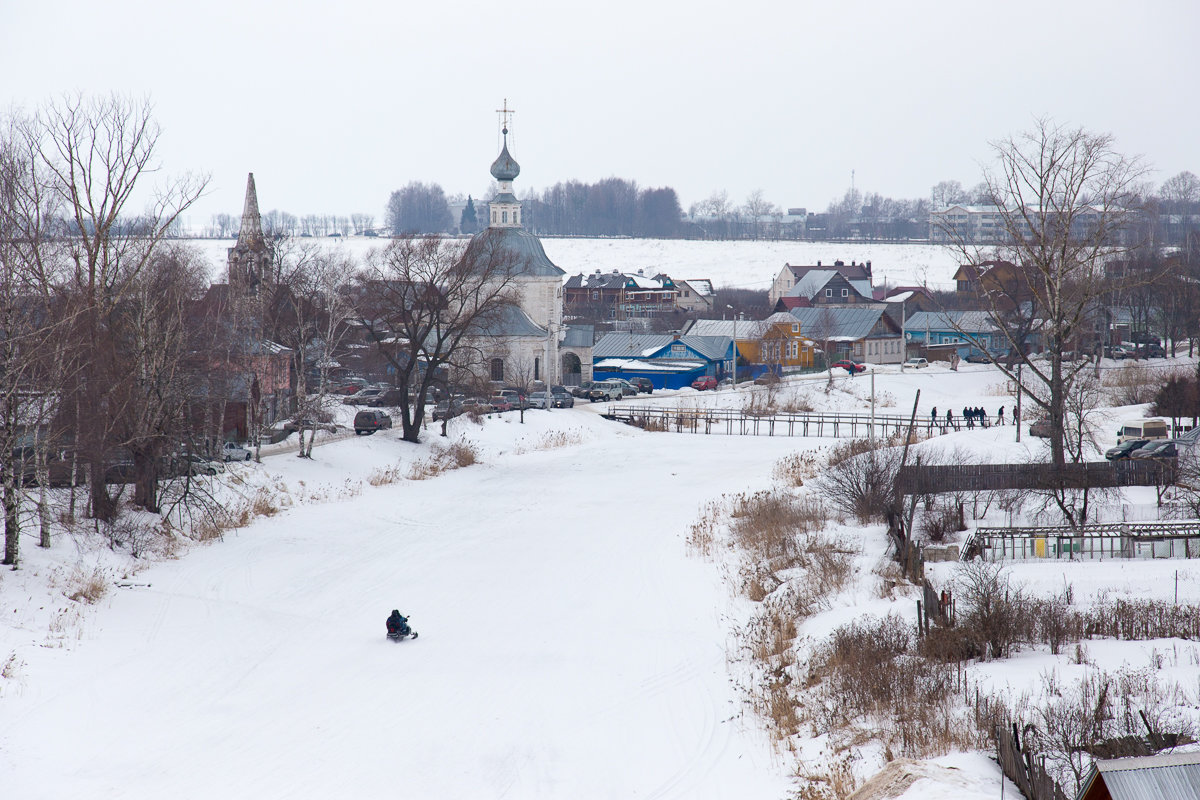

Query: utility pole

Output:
[1016, 361, 1023, 443]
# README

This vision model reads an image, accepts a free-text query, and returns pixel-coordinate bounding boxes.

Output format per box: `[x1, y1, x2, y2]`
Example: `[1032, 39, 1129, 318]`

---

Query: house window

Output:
[534, 357, 540, 381]
[502, 211, 508, 223]
[825, 289, 833, 298]
[792, 323, 799, 333]
[671, 344, 686, 357]
[591, 291, 599, 300]
[841, 288, 848, 297]
[490, 358, 504, 382]
[513, 210, 519, 224]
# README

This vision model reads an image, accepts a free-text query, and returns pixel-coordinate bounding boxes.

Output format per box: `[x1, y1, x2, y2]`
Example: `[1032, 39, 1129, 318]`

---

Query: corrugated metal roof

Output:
[905, 310, 999, 335]
[592, 333, 730, 362]
[787, 306, 892, 340]
[1083, 751, 1200, 800]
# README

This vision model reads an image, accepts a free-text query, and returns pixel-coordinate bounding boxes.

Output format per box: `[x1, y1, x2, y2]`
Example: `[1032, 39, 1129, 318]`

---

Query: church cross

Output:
[495, 98, 515, 133]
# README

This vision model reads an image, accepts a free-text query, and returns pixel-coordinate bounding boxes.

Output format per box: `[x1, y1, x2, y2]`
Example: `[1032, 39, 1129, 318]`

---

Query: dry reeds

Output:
[408, 442, 480, 480]
[65, 567, 108, 604]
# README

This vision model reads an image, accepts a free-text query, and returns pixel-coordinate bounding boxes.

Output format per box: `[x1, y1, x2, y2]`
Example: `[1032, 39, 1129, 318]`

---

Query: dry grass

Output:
[741, 393, 777, 417]
[515, 429, 585, 453]
[368, 464, 406, 486]
[1, 652, 21, 682]
[687, 500, 722, 557]
[772, 451, 821, 487]
[65, 567, 108, 604]
[408, 442, 480, 480]
[779, 391, 815, 413]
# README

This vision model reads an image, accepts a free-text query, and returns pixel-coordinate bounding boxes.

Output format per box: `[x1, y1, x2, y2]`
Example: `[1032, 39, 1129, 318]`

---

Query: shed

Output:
[1076, 750, 1200, 800]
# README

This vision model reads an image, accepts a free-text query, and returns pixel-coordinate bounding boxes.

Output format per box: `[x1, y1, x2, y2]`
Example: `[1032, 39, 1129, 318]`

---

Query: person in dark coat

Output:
[963, 407, 973, 428]
[386, 609, 409, 636]
[998, 406, 1005, 425]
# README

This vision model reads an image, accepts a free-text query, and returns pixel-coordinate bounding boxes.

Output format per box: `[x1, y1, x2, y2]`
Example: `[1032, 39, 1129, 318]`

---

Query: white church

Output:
[463, 120, 593, 387]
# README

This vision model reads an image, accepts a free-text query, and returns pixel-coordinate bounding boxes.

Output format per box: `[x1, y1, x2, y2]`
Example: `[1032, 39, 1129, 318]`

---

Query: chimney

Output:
[866, 260, 872, 277]
[817, 260, 821, 267]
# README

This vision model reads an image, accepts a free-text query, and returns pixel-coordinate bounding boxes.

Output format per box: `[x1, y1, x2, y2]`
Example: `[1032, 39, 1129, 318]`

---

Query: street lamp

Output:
[726, 304, 737, 389]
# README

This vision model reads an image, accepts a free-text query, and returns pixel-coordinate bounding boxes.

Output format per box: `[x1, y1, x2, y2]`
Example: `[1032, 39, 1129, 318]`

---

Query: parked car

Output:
[221, 441, 252, 462]
[284, 417, 338, 434]
[488, 395, 514, 412]
[353, 409, 393, 435]
[499, 388, 527, 409]
[1138, 343, 1166, 358]
[431, 398, 465, 421]
[587, 380, 627, 402]
[526, 391, 553, 409]
[1104, 345, 1135, 360]
[1105, 439, 1149, 460]
[549, 387, 575, 408]
[832, 360, 866, 375]
[366, 388, 406, 407]
[902, 357, 929, 369]
[691, 376, 718, 391]
[1029, 418, 1052, 438]
[964, 352, 992, 364]
[177, 454, 225, 476]
[343, 388, 385, 405]
[570, 381, 595, 398]
[1130, 440, 1178, 459]
[627, 377, 654, 393]
[332, 377, 369, 395]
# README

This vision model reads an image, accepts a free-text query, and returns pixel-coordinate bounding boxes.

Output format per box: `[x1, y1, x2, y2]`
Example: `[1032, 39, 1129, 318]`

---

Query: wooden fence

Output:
[896, 459, 1176, 496]
[608, 406, 922, 439]
[996, 723, 1070, 800]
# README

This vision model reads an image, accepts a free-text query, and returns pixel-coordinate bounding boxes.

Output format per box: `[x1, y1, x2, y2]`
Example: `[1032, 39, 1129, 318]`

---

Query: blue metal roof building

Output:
[591, 334, 734, 389]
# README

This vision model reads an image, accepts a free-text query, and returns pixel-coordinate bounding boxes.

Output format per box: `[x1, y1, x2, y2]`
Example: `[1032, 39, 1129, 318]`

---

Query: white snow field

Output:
[0, 413, 798, 800]
[5, 358, 1200, 798]
[190, 236, 961, 291]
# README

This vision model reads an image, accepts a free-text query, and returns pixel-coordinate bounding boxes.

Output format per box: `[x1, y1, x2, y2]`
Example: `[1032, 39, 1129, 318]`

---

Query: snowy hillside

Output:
[189, 236, 961, 292]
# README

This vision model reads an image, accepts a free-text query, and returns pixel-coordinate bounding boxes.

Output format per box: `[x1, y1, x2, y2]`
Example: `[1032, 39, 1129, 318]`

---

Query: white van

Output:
[1117, 417, 1169, 444]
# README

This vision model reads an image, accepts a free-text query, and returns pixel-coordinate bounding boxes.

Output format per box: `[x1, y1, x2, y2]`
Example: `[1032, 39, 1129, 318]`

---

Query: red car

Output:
[691, 376, 718, 391]
[832, 360, 866, 375]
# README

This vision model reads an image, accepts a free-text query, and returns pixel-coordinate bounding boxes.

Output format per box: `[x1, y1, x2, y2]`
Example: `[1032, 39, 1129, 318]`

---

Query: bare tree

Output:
[35, 94, 208, 521]
[940, 119, 1150, 469]
[353, 234, 522, 442]
[267, 239, 357, 458]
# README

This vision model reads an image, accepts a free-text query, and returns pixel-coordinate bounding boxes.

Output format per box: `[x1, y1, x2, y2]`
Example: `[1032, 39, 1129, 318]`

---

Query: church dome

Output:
[490, 133, 521, 182]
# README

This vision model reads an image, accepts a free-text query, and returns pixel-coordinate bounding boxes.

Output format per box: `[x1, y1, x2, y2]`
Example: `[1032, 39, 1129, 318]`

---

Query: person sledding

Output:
[386, 609, 411, 637]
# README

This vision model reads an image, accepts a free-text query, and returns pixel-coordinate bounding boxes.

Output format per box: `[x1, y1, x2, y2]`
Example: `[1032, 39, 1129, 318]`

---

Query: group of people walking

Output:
[929, 406, 1014, 429]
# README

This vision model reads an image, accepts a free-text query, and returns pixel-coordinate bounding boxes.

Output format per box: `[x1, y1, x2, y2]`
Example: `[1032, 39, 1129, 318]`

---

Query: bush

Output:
[816, 439, 904, 523]
[954, 561, 1030, 660]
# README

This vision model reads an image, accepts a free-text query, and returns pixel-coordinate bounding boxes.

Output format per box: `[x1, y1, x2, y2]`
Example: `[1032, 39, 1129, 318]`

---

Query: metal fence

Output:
[963, 520, 1200, 561]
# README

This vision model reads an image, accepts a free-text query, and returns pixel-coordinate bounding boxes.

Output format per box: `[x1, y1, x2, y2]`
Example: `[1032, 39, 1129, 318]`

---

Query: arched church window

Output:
[490, 358, 504, 382]
[534, 357, 540, 381]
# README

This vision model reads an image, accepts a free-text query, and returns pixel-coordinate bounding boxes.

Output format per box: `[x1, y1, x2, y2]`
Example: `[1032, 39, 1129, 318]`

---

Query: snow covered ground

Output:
[188, 236, 961, 291]
[4, 359, 1199, 798]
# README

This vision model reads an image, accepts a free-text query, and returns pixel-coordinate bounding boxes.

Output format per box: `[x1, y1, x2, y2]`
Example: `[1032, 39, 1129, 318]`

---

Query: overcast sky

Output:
[3, 0, 1196, 229]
